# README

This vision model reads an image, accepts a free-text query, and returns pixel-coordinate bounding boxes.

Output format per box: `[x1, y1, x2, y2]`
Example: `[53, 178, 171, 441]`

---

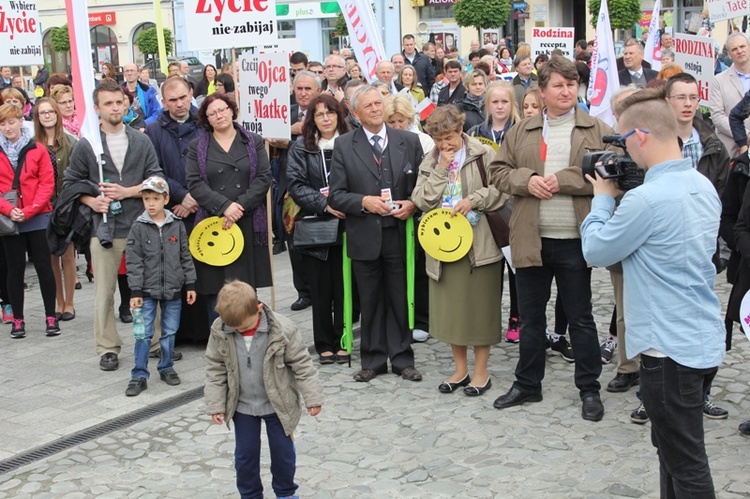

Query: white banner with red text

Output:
[673, 33, 713, 107]
[239, 52, 291, 140]
[0, 0, 43, 65]
[337, 0, 386, 83]
[184, 0, 279, 50]
[530, 28, 575, 61]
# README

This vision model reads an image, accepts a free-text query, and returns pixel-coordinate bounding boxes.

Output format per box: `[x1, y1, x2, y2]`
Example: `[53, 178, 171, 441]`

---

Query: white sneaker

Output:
[412, 329, 430, 342]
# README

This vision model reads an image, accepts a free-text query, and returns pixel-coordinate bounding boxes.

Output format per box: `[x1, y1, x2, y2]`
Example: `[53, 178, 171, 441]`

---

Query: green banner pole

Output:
[406, 216, 415, 330]
[341, 232, 353, 354]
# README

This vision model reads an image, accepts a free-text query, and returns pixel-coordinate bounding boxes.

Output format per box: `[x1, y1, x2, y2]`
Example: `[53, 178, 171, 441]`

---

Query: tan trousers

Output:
[610, 269, 638, 374]
[91, 237, 126, 355]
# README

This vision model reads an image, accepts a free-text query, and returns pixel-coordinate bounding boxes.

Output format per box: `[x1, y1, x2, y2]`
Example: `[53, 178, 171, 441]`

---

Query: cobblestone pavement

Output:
[0, 256, 749, 498]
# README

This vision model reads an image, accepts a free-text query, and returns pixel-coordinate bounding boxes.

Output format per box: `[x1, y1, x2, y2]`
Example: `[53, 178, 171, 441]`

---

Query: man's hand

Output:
[528, 175, 553, 199]
[186, 290, 196, 305]
[451, 198, 472, 216]
[331, 87, 345, 102]
[182, 193, 199, 212]
[290, 122, 304, 136]
[543, 174, 560, 194]
[82, 194, 112, 214]
[584, 172, 621, 198]
[325, 205, 346, 219]
[99, 182, 132, 201]
[266, 138, 289, 150]
[392, 200, 416, 220]
[362, 195, 392, 215]
[172, 204, 191, 218]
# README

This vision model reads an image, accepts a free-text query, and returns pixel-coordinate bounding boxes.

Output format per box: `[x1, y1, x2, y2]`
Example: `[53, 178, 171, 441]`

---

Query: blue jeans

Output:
[640, 355, 717, 499]
[233, 412, 298, 499]
[131, 298, 181, 379]
[514, 238, 602, 396]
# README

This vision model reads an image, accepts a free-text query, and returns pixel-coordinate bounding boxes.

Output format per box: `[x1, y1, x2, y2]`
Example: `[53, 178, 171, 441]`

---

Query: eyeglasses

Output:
[618, 128, 649, 142]
[38, 110, 56, 116]
[206, 106, 230, 119]
[325, 64, 344, 69]
[57, 99, 74, 106]
[314, 110, 336, 120]
[668, 94, 701, 103]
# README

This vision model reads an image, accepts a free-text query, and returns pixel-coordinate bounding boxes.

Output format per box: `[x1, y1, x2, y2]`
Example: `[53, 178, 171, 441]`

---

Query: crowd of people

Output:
[1, 26, 750, 498]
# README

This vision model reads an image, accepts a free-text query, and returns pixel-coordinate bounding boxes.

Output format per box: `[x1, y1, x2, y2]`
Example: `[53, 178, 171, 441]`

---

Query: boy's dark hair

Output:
[538, 56, 579, 88]
[93, 79, 125, 106]
[290, 51, 308, 66]
[665, 72, 698, 97]
[576, 39, 588, 51]
[444, 60, 462, 72]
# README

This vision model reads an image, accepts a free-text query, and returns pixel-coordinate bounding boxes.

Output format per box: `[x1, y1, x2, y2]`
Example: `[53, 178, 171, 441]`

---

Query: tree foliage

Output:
[454, 0, 512, 38]
[135, 28, 173, 57]
[50, 25, 70, 53]
[588, 0, 643, 31]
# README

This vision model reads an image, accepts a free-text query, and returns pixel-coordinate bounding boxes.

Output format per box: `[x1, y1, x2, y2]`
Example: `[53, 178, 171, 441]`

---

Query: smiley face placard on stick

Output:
[189, 217, 245, 266]
[418, 209, 473, 263]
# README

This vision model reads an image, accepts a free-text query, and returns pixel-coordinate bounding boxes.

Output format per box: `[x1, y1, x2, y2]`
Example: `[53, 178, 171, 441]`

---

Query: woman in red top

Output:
[0, 104, 58, 338]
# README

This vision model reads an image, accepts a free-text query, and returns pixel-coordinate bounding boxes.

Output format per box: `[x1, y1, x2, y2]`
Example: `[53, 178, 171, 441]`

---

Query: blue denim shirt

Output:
[581, 158, 725, 369]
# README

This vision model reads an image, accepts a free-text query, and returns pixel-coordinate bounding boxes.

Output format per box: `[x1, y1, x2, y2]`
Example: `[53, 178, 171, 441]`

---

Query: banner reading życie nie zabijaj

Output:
[183, 0, 279, 50]
[0, 0, 43, 65]
[673, 33, 714, 107]
[239, 52, 290, 141]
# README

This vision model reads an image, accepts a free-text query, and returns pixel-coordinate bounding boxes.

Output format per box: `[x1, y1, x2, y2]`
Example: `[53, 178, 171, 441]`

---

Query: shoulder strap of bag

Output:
[13, 140, 36, 191]
[475, 154, 489, 188]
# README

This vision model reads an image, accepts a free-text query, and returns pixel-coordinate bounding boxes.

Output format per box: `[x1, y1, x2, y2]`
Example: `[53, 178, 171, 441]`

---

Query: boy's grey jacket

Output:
[204, 306, 323, 435]
[125, 210, 196, 300]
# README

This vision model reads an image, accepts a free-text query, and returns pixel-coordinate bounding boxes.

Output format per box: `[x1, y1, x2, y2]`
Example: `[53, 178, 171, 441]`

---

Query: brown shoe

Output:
[353, 369, 379, 382]
[400, 366, 422, 382]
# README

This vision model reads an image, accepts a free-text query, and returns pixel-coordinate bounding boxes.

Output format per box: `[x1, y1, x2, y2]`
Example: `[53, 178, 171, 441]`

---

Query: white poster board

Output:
[0, 0, 43, 65]
[673, 33, 714, 107]
[239, 52, 291, 140]
[184, 0, 279, 50]
[530, 28, 575, 61]
[705, 0, 747, 23]
[739, 290, 750, 341]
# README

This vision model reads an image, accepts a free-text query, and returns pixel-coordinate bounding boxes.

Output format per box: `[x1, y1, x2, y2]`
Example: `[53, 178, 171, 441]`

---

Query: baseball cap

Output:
[139, 176, 169, 194]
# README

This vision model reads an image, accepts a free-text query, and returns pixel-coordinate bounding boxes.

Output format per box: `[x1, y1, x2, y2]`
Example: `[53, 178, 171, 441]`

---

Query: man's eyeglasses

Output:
[618, 128, 649, 143]
[325, 64, 344, 69]
[668, 94, 701, 103]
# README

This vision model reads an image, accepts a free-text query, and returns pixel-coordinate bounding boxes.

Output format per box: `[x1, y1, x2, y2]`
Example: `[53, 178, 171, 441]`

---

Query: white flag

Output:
[587, 0, 620, 127]
[337, 0, 386, 83]
[643, 0, 662, 71]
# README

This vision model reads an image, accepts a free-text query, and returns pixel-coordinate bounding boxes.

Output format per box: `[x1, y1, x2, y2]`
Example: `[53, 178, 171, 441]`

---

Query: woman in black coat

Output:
[286, 94, 349, 364]
[186, 93, 272, 322]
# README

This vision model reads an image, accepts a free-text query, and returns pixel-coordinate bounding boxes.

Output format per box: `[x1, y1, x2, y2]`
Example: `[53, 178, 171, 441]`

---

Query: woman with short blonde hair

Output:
[383, 95, 434, 155]
[50, 85, 79, 138]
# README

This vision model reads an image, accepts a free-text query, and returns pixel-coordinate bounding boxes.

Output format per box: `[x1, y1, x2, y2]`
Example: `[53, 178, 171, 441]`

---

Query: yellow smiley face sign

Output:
[418, 208, 473, 263]
[189, 216, 245, 266]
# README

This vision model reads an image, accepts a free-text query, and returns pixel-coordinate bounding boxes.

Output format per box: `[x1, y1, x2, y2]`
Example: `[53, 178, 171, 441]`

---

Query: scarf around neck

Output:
[62, 112, 81, 138]
[0, 126, 33, 169]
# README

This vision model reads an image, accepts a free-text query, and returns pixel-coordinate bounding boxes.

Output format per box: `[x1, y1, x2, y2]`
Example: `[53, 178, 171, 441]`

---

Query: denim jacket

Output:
[581, 159, 725, 369]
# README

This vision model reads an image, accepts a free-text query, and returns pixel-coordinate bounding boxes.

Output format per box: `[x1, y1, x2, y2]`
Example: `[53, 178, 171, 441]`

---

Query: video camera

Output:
[582, 135, 645, 191]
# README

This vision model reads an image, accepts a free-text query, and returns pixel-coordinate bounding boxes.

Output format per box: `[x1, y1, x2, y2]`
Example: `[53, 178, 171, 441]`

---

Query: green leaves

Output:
[454, 0, 512, 37]
[135, 28, 174, 56]
[50, 25, 70, 53]
[589, 0, 642, 30]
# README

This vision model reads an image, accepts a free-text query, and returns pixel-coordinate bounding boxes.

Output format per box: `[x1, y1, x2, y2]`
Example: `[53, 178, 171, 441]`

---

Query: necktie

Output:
[371, 135, 383, 163]
[298, 110, 305, 122]
[634, 72, 641, 79]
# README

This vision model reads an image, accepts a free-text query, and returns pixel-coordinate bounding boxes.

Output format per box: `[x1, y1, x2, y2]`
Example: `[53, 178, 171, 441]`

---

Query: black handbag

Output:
[0, 156, 23, 237]
[293, 216, 340, 248]
[476, 155, 512, 249]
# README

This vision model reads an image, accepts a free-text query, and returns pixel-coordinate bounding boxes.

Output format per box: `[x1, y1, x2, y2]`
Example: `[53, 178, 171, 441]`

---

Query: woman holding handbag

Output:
[0, 104, 58, 338]
[286, 94, 350, 365]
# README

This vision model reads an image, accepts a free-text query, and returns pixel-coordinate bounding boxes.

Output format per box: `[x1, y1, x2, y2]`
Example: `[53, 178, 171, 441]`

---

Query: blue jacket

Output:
[122, 81, 161, 125]
[581, 159, 725, 369]
[729, 89, 750, 149]
[145, 110, 200, 206]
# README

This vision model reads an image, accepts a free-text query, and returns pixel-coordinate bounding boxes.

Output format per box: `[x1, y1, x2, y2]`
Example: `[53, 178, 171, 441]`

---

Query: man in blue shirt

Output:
[581, 88, 724, 498]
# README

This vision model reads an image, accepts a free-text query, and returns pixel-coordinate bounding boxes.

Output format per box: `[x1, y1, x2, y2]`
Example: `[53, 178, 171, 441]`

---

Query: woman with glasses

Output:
[214, 73, 236, 103]
[186, 94, 272, 322]
[50, 85, 80, 138]
[34, 98, 79, 321]
[0, 104, 59, 338]
[286, 94, 350, 364]
[456, 70, 489, 133]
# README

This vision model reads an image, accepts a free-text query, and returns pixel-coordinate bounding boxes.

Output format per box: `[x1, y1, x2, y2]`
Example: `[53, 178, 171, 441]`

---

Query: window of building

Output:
[132, 22, 156, 67]
[42, 29, 69, 75]
[278, 20, 296, 39]
[90, 25, 119, 72]
[419, 5, 454, 20]
[322, 18, 337, 55]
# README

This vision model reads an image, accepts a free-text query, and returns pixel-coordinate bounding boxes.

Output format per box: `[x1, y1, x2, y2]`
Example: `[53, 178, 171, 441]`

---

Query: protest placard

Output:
[673, 33, 713, 107]
[184, 0, 279, 50]
[0, 0, 43, 65]
[239, 52, 291, 140]
[705, 0, 747, 23]
[530, 27, 575, 60]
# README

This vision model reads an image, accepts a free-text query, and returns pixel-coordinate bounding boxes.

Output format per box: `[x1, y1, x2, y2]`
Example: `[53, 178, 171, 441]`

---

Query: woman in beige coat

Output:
[412, 105, 510, 397]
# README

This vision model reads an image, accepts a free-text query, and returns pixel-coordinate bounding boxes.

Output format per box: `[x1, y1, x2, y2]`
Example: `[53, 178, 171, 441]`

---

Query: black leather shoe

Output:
[493, 386, 543, 409]
[399, 366, 422, 382]
[353, 369, 379, 382]
[464, 378, 492, 396]
[273, 240, 287, 255]
[607, 372, 639, 393]
[582, 393, 605, 422]
[149, 349, 183, 361]
[290, 297, 311, 311]
[119, 309, 133, 324]
[438, 374, 471, 393]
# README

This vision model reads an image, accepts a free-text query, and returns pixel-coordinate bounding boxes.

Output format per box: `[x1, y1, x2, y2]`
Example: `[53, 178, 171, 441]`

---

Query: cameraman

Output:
[581, 88, 724, 498]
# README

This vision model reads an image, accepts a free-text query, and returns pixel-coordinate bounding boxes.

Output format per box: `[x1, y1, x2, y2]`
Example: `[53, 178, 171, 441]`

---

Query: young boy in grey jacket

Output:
[205, 280, 323, 499]
[125, 176, 196, 396]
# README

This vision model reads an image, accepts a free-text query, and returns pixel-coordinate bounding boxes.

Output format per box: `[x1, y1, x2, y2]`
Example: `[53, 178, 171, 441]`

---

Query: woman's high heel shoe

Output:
[438, 374, 471, 393]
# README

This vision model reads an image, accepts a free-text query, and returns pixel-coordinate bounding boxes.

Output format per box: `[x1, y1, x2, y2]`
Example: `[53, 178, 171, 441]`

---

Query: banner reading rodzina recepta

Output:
[183, 0, 279, 50]
[0, 0, 43, 65]
[337, 0, 386, 83]
[239, 52, 291, 141]
[673, 33, 714, 107]
[530, 28, 575, 61]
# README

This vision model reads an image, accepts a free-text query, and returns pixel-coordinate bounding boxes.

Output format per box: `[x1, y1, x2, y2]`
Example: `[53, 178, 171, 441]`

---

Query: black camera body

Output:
[581, 135, 645, 191]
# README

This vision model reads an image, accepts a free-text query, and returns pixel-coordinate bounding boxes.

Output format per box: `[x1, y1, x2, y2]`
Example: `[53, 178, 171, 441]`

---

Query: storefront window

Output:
[279, 20, 296, 39]
[419, 5, 454, 19]
[322, 18, 338, 55]
[132, 22, 156, 67]
[90, 25, 119, 72]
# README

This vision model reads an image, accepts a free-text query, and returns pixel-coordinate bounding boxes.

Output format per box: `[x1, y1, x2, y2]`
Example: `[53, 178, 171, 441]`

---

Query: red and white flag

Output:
[416, 98, 436, 121]
[65, 0, 103, 157]
[337, 0, 386, 83]
[587, 0, 620, 126]
[643, 0, 662, 71]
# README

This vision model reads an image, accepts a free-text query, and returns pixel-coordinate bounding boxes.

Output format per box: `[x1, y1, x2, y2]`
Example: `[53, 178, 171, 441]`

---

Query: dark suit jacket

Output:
[618, 67, 659, 87]
[328, 126, 424, 261]
[437, 82, 467, 106]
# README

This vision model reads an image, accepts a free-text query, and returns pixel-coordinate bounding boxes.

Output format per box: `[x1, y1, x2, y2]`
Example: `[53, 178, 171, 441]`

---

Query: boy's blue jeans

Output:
[131, 298, 181, 379]
[233, 411, 298, 499]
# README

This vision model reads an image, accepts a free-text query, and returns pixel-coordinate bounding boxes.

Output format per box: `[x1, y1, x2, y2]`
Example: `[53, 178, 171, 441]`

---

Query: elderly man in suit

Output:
[618, 38, 658, 88]
[329, 85, 424, 382]
[709, 33, 750, 157]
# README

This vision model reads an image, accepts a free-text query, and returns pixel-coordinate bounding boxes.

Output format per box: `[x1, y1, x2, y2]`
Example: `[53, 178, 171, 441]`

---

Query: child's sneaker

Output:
[159, 368, 182, 386]
[45, 316, 61, 336]
[125, 377, 147, 396]
[505, 317, 520, 343]
[2, 303, 13, 323]
[600, 336, 617, 364]
[10, 318, 25, 339]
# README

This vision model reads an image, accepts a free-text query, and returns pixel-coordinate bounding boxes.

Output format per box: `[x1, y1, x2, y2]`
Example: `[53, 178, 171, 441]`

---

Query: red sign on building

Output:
[89, 12, 117, 26]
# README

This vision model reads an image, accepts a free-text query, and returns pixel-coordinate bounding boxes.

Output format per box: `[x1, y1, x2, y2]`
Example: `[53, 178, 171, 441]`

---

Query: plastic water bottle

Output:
[132, 307, 145, 340]
[104, 178, 123, 215]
